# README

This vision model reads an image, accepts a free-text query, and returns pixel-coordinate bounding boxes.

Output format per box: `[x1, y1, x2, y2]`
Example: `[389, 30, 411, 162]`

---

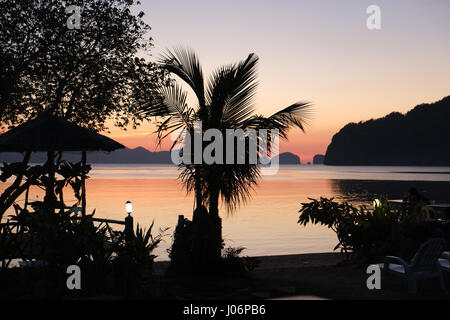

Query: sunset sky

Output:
[107, 0, 450, 163]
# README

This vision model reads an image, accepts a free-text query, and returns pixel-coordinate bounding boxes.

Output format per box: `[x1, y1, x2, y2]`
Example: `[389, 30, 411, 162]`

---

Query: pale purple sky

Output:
[112, 0, 450, 162]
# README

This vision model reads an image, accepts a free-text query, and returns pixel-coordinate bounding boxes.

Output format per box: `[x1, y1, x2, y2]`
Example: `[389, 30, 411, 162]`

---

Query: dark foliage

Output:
[0, 209, 165, 298]
[221, 246, 260, 276]
[0, 158, 165, 298]
[167, 210, 259, 277]
[298, 197, 449, 263]
[0, 0, 166, 131]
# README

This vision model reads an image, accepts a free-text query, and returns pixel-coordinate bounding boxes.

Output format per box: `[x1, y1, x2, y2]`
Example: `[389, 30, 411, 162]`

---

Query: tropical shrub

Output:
[114, 222, 168, 277]
[298, 197, 423, 262]
[0, 156, 167, 297]
[0, 207, 167, 298]
[221, 246, 260, 276]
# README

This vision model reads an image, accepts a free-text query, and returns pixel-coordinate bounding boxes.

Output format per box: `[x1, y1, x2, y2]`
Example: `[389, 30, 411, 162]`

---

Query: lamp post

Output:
[126, 201, 133, 215]
[124, 200, 134, 243]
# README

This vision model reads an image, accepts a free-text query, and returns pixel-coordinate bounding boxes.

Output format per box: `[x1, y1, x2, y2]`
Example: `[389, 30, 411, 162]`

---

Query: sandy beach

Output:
[153, 252, 450, 300]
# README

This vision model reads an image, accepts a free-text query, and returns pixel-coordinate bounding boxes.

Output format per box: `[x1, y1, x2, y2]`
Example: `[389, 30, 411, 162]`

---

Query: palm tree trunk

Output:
[194, 165, 202, 209]
[208, 187, 219, 217]
[207, 184, 222, 262]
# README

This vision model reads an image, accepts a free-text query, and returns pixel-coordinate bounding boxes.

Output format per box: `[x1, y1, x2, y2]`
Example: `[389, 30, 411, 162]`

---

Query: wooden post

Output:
[44, 150, 56, 214]
[81, 150, 86, 217]
[176, 215, 184, 232]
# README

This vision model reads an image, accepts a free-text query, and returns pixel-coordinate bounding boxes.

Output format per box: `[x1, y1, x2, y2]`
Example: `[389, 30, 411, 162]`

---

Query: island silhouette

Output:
[325, 96, 450, 166]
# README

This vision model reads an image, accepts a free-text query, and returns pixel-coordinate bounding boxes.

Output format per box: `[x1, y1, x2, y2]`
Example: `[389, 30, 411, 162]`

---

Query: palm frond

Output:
[204, 64, 235, 126]
[179, 163, 261, 214]
[143, 84, 194, 147]
[217, 164, 260, 214]
[160, 47, 205, 107]
[243, 102, 312, 139]
[206, 53, 259, 128]
[158, 84, 193, 124]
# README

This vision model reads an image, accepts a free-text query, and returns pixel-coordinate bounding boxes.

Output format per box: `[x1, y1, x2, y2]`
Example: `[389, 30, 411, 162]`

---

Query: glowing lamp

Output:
[125, 201, 133, 215]
[373, 199, 381, 208]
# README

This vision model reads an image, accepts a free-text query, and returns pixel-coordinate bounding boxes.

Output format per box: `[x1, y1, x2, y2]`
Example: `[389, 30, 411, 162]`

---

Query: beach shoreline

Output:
[154, 252, 342, 275]
[153, 252, 450, 299]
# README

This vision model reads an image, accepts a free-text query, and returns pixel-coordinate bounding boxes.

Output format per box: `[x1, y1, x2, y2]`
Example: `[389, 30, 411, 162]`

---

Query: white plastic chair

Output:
[19, 260, 49, 268]
[382, 238, 447, 293]
[439, 251, 450, 272]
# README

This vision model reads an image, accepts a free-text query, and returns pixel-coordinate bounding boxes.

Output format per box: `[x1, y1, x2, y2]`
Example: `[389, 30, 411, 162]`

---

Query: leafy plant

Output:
[1, 204, 168, 297]
[118, 222, 168, 274]
[55, 161, 91, 203]
[0, 156, 43, 219]
[298, 197, 397, 261]
[221, 246, 260, 276]
[8, 206, 112, 267]
[0, 156, 90, 219]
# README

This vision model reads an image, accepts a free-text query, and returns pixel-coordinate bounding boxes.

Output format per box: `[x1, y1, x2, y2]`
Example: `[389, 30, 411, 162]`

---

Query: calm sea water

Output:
[3, 164, 450, 260]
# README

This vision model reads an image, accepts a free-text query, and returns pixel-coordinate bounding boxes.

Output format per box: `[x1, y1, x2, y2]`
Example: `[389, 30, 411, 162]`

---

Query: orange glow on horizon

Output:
[105, 121, 331, 164]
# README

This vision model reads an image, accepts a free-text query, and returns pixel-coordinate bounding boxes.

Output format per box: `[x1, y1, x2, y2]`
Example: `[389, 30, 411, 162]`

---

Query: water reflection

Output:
[331, 179, 450, 205]
[2, 164, 450, 260]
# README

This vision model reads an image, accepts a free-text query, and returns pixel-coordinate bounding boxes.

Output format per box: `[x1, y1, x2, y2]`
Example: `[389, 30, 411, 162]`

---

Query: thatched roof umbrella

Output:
[0, 113, 125, 215]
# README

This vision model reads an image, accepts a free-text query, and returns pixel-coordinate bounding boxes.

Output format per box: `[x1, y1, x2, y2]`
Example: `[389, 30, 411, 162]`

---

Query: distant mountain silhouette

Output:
[87, 147, 172, 164]
[272, 152, 301, 165]
[0, 147, 172, 164]
[313, 154, 325, 164]
[324, 96, 450, 166]
[0, 147, 301, 165]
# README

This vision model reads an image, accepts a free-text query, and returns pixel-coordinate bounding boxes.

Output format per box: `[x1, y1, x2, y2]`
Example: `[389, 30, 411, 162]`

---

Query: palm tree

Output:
[141, 47, 311, 266]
